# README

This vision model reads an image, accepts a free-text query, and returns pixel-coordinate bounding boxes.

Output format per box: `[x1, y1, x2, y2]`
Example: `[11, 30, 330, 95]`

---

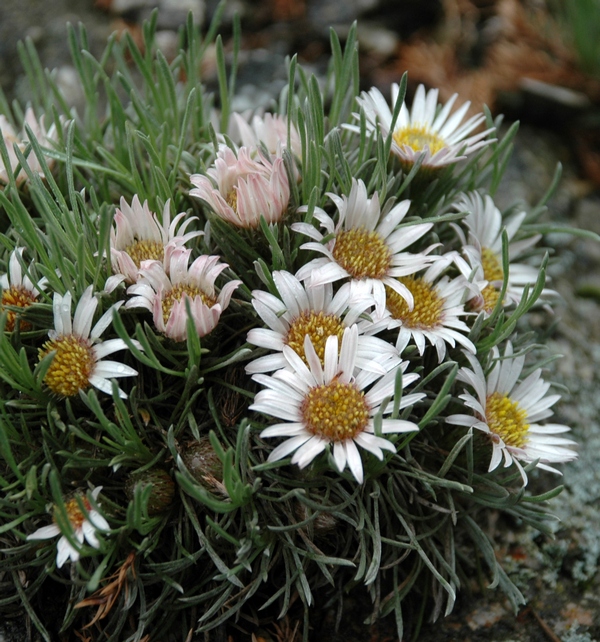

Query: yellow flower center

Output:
[485, 391, 529, 448]
[385, 277, 443, 329]
[285, 311, 345, 364]
[39, 335, 96, 397]
[161, 283, 216, 326]
[226, 189, 238, 213]
[393, 125, 446, 155]
[479, 285, 500, 313]
[301, 379, 370, 442]
[333, 227, 391, 280]
[123, 239, 164, 268]
[2, 285, 38, 332]
[56, 496, 92, 529]
[481, 247, 503, 282]
[479, 247, 504, 313]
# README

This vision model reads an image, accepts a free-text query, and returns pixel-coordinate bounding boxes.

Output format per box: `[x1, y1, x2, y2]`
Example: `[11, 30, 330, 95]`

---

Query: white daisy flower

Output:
[352, 83, 495, 172]
[0, 107, 60, 186]
[109, 195, 202, 288]
[245, 270, 399, 374]
[126, 247, 241, 342]
[38, 286, 138, 398]
[382, 254, 476, 362]
[1, 247, 48, 332]
[452, 191, 552, 314]
[27, 486, 109, 568]
[446, 343, 577, 484]
[293, 178, 435, 310]
[249, 325, 424, 483]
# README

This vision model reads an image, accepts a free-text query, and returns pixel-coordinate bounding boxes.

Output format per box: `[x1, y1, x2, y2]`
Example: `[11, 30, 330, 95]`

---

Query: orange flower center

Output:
[2, 285, 37, 331]
[56, 496, 93, 529]
[39, 335, 96, 397]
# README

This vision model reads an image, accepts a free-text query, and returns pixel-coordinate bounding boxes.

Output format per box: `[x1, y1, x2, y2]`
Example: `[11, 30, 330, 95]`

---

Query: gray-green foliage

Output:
[0, 8, 587, 642]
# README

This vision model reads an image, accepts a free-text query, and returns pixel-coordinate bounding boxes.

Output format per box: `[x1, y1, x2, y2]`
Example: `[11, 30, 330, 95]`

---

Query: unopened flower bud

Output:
[181, 436, 228, 496]
[126, 468, 175, 515]
[295, 502, 337, 537]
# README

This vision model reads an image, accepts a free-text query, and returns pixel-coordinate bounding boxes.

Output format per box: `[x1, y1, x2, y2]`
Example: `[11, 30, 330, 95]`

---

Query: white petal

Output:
[267, 435, 312, 462]
[291, 436, 328, 468]
[332, 441, 347, 473]
[91, 302, 123, 340]
[345, 440, 364, 483]
[56, 536, 79, 567]
[73, 286, 97, 338]
[27, 524, 60, 540]
[261, 423, 307, 438]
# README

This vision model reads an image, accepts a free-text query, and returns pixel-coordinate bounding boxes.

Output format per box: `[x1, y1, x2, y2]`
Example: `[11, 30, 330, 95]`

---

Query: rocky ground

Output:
[1, 1, 600, 641]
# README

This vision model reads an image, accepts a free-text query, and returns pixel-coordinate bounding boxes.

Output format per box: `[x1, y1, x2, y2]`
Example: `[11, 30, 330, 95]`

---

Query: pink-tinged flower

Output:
[0, 107, 60, 185]
[452, 191, 553, 314]
[27, 487, 109, 568]
[446, 343, 577, 484]
[230, 112, 302, 158]
[350, 84, 495, 172]
[250, 325, 424, 483]
[39, 286, 138, 398]
[245, 270, 400, 374]
[1, 247, 48, 332]
[126, 247, 241, 342]
[293, 178, 436, 309]
[189, 145, 290, 228]
[109, 195, 202, 286]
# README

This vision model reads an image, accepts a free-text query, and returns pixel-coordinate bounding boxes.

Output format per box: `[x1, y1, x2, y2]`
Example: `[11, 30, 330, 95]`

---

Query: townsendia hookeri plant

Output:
[0, 6, 591, 642]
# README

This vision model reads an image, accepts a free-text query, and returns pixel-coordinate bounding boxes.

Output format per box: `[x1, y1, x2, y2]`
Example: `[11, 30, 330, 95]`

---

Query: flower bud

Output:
[295, 503, 337, 537]
[126, 468, 175, 515]
[181, 437, 228, 496]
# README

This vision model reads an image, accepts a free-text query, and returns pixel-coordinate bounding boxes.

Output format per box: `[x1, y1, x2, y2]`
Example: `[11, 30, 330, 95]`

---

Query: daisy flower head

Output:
[189, 144, 291, 229]
[293, 178, 435, 309]
[452, 191, 550, 314]
[1, 247, 48, 332]
[27, 486, 109, 568]
[383, 254, 476, 362]
[109, 195, 202, 286]
[38, 286, 138, 398]
[230, 111, 302, 159]
[126, 246, 241, 342]
[245, 270, 400, 374]
[250, 325, 424, 483]
[0, 107, 60, 186]
[446, 343, 577, 484]
[353, 83, 495, 173]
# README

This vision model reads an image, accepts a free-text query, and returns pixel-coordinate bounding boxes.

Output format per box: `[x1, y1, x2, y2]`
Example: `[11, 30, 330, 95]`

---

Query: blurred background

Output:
[2, 1, 600, 640]
[2, 0, 600, 181]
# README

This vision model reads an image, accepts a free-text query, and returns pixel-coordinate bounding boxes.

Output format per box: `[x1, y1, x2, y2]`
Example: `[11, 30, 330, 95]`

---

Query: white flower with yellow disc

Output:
[293, 178, 435, 310]
[446, 343, 577, 484]
[351, 84, 495, 172]
[38, 286, 138, 398]
[250, 325, 424, 483]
